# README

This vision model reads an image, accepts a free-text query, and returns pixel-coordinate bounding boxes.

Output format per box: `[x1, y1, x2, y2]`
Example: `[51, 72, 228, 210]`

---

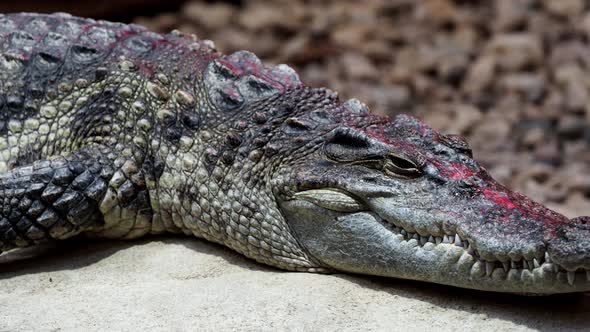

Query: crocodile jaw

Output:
[281, 194, 590, 294]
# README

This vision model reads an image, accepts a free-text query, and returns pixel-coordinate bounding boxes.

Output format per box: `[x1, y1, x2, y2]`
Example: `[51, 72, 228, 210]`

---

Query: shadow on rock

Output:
[0, 235, 271, 279]
[0, 235, 588, 331]
[337, 273, 590, 331]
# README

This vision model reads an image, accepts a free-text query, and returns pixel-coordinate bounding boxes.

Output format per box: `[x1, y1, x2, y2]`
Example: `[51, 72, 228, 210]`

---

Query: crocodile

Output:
[0, 12, 588, 294]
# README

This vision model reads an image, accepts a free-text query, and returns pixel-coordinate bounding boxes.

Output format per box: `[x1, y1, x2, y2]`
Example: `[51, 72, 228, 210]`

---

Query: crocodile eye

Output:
[384, 155, 423, 178]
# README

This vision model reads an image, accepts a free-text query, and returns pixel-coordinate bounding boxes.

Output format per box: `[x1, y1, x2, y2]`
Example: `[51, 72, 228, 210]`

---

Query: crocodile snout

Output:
[548, 216, 590, 272]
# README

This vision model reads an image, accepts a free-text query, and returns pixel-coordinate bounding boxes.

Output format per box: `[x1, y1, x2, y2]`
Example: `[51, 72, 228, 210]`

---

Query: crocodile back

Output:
[0, 13, 217, 170]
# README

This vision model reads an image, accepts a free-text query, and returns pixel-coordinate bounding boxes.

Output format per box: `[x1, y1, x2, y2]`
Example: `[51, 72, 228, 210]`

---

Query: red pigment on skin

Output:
[250, 71, 287, 92]
[227, 52, 260, 72]
[483, 186, 570, 237]
[447, 162, 477, 180]
[80, 22, 95, 33]
[150, 37, 170, 48]
[115, 28, 137, 40]
[268, 67, 303, 88]
[365, 123, 388, 142]
[347, 114, 438, 146]
[217, 53, 302, 91]
[216, 59, 243, 76]
[428, 159, 477, 181]
[137, 62, 154, 76]
[483, 189, 517, 210]
[221, 85, 241, 98]
[395, 114, 436, 138]
[358, 120, 402, 146]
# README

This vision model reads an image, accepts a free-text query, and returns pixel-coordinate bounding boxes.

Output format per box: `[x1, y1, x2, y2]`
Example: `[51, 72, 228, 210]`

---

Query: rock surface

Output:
[1, 237, 589, 331]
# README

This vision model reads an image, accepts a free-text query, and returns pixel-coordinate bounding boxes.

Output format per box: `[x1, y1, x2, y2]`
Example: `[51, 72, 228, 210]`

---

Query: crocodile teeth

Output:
[373, 220, 586, 285]
[420, 236, 428, 245]
[502, 261, 509, 272]
[527, 260, 534, 271]
[380, 218, 590, 285]
[486, 262, 494, 276]
[567, 271, 575, 286]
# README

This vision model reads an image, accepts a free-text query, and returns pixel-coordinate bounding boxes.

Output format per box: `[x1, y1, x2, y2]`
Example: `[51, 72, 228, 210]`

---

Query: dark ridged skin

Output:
[0, 13, 588, 294]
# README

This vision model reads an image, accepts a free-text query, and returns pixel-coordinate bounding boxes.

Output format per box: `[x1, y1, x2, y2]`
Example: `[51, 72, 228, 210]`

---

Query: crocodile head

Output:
[275, 98, 590, 294]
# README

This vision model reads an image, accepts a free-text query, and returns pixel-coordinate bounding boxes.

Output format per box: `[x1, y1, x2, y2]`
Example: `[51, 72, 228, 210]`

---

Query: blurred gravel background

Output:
[135, 0, 590, 217]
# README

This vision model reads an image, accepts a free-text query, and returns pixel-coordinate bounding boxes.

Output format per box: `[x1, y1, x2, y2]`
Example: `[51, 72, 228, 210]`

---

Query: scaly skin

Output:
[0, 13, 588, 294]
